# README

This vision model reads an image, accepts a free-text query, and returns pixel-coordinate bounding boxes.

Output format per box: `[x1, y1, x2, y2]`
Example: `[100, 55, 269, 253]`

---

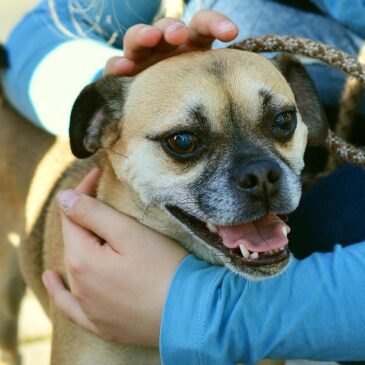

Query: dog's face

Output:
[70, 49, 327, 278]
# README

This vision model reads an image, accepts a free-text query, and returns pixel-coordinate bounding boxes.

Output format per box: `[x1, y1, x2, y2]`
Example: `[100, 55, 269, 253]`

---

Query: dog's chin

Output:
[165, 205, 292, 278]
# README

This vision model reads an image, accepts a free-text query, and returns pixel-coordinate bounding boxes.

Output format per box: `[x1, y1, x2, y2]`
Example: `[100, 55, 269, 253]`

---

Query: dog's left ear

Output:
[272, 54, 328, 146]
[69, 76, 131, 158]
[0, 45, 9, 69]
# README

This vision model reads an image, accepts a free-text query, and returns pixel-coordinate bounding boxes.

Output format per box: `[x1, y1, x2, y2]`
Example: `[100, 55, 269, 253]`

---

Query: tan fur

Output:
[0, 49, 320, 364]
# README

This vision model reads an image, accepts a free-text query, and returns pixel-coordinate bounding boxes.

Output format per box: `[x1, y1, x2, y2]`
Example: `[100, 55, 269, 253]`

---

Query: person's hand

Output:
[42, 168, 188, 346]
[104, 9, 239, 76]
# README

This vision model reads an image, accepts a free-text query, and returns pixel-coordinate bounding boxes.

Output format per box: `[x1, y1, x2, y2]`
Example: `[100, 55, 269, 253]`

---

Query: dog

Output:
[0, 47, 327, 364]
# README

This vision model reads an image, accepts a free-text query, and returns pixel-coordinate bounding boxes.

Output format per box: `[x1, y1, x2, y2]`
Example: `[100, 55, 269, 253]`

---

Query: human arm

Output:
[161, 244, 365, 364]
[44, 169, 365, 364]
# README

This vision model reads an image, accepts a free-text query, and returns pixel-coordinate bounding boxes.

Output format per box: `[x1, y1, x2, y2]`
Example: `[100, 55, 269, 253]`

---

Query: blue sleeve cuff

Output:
[160, 255, 246, 365]
[160, 255, 230, 365]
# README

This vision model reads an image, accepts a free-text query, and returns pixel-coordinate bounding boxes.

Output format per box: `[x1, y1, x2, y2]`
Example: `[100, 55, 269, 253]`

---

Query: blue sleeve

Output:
[0, 0, 161, 136]
[160, 243, 365, 365]
[310, 0, 365, 38]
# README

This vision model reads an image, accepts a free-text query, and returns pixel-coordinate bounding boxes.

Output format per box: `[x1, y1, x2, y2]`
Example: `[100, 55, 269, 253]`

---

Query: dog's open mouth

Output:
[166, 206, 290, 268]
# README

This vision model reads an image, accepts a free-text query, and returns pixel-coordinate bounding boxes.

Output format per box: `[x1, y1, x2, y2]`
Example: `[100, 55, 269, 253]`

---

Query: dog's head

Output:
[70, 49, 327, 278]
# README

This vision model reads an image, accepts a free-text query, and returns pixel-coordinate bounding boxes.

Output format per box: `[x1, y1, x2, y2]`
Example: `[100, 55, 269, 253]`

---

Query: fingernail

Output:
[115, 57, 130, 65]
[42, 272, 50, 288]
[115, 58, 133, 70]
[140, 25, 158, 33]
[166, 22, 185, 35]
[56, 190, 81, 213]
[218, 20, 236, 33]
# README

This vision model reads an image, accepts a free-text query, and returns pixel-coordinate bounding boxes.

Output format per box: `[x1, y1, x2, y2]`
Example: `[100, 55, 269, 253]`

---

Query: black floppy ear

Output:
[69, 76, 130, 158]
[0, 45, 9, 68]
[272, 54, 328, 146]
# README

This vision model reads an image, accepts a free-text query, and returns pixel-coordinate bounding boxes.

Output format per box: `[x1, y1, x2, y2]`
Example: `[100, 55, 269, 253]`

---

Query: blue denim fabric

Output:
[183, 0, 365, 110]
[289, 164, 365, 256]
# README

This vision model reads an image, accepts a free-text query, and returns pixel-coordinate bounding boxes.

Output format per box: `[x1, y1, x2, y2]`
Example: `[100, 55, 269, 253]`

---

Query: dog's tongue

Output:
[218, 214, 289, 253]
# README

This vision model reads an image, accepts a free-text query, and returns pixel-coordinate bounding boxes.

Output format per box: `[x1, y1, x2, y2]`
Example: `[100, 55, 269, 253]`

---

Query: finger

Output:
[104, 56, 136, 76]
[188, 10, 238, 48]
[58, 169, 104, 271]
[153, 18, 188, 50]
[75, 168, 101, 196]
[60, 204, 120, 284]
[60, 211, 103, 273]
[124, 24, 163, 61]
[56, 190, 140, 252]
[42, 271, 99, 334]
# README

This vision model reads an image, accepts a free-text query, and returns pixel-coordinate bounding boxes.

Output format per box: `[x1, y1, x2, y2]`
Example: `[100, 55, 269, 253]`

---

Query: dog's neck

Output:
[97, 161, 146, 220]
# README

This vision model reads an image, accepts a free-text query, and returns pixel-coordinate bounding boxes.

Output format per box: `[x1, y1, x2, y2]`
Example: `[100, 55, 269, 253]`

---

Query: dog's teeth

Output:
[250, 252, 259, 259]
[282, 226, 289, 236]
[206, 222, 218, 234]
[239, 244, 250, 259]
[280, 245, 285, 251]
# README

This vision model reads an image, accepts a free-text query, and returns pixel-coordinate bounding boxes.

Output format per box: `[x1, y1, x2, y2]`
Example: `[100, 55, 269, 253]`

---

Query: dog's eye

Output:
[272, 111, 297, 138]
[166, 133, 199, 155]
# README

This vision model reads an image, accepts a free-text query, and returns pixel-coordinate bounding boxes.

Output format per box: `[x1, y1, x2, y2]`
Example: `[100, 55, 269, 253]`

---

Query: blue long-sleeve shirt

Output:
[161, 243, 365, 365]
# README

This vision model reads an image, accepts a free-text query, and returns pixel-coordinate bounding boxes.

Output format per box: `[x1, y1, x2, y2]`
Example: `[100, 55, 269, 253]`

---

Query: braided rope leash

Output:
[336, 44, 365, 139]
[229, 35, 365, 168]
[324, 44, 365, 171]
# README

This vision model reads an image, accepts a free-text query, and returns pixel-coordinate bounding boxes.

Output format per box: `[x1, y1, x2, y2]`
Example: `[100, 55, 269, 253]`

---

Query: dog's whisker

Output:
[140, 202, 153, 230]
[101, 147, 129, 159]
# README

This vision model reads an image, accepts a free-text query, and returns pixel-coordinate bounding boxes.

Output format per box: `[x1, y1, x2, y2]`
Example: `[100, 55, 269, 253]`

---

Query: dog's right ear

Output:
[272, 54, 328, 146]
[70, 76, 131, 158]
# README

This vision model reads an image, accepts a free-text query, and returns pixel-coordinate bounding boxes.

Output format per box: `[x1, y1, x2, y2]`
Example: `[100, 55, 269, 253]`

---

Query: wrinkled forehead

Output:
[123, 49, 296, 132]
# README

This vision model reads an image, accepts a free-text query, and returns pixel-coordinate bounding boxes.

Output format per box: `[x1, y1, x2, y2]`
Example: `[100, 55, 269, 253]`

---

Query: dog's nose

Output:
[235, 160, 282, 199]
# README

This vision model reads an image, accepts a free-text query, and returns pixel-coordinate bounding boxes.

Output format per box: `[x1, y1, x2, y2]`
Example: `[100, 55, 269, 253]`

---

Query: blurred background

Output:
[0, 0, 36, 42]
[0, 2, 51, 364]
